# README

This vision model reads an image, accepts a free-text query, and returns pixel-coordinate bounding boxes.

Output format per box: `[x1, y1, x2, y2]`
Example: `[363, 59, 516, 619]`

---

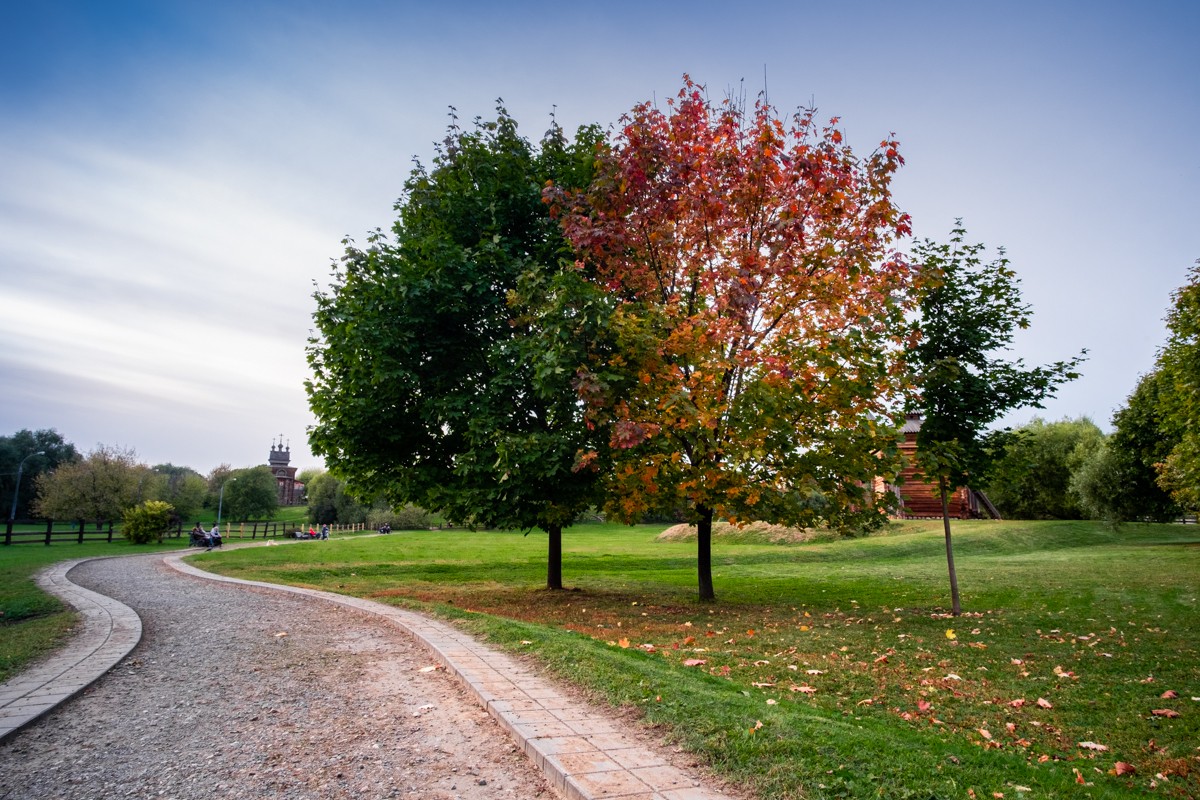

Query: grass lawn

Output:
[183, 519, 1200, 799]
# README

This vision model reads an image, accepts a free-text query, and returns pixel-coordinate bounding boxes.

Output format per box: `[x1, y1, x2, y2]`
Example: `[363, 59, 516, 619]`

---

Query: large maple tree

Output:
[550, 77, 917, 600]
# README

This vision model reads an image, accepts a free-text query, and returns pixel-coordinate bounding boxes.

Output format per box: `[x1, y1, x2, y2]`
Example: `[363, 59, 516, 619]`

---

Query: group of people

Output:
[189, 523, 222, 550]
[297, 525, 330, 539]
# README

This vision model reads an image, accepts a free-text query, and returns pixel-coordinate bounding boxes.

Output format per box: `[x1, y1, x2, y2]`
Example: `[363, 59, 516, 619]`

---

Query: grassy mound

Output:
[655, 520, 836, 544]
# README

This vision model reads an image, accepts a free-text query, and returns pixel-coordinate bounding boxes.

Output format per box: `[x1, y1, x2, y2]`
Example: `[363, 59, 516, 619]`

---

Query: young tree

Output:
[307, 107, 607, 589]
[33, 444, 144, 522]
[550, 77, 916, 600]
[910, 223, 1084, 615]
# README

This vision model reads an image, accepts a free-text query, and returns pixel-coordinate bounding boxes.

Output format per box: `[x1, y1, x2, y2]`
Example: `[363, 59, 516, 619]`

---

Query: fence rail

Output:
[2, 518, 371, 545]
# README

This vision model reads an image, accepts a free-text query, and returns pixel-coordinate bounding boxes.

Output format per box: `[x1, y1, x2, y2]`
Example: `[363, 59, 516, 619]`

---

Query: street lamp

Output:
[216, 476, 237, 529]
[9, 450, 46, 522]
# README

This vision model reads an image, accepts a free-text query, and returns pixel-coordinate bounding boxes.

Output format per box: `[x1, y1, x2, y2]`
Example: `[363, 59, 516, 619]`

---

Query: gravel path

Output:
[0, 554, 560, 800]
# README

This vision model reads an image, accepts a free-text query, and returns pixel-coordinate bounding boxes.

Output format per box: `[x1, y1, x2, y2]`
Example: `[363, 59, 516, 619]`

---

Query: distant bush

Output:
[123, 500, 175, 544]
[368, 504, 434, 531]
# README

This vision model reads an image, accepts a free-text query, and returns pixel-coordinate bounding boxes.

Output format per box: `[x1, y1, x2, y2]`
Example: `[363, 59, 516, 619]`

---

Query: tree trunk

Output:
[697, 505, 715, 602]
[546, 523, 563, 590]
[940, 477, 962, 616]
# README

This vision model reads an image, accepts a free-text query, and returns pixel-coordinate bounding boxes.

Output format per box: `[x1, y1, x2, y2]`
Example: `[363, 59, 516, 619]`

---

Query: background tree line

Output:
[1, 431, 281, 525]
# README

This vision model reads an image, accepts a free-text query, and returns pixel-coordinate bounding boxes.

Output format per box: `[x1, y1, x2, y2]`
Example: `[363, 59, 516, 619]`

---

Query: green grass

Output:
[6, 520, 1197, 797]
[190, 520, 1200, 799]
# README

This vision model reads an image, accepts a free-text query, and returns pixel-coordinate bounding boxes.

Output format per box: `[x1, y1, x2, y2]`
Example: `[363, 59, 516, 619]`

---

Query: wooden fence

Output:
[2, 519, 369, 546]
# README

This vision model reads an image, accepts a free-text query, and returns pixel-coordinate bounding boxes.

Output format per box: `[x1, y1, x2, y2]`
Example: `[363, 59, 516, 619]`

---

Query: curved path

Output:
[0, 551, 734, 800]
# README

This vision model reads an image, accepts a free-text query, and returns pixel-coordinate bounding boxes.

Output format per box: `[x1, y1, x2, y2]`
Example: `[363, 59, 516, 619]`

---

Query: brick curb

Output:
[0, 558, 143, 743]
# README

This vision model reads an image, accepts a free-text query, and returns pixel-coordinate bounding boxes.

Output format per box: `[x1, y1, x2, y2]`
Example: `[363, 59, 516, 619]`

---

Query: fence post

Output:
[107, 521, 114, 542]
[4, 519, 11, 546]
[78, 523, 84, 544]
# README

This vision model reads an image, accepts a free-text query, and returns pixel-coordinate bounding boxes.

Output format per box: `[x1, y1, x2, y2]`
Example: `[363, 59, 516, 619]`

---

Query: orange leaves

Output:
[1151, 708, 1181, 718]
[554, 75, 916, 534]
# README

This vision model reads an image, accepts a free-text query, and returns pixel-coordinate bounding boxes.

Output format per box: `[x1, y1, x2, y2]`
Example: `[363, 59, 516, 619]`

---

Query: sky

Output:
[1, 0, 1197, 476]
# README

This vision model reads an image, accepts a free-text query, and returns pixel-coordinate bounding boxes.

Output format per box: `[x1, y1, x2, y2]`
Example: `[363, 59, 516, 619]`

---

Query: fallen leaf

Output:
[917, 700, 932, 713]
[874, 654, 889, 664]
[1036, 698, 1053, 709]
[806, 669, 824, 675]
[945, 629, 957, 640]
[1151, 708, 1180, 718]
[1009, 698, 1027, 708]
[857, 698, 874, 707]
[978, 728, 993, 740]
[1078, 741, 1109, 751]
[944, 673, 962, 681]
[1114, 762, 1136, 776]
[753, 719, 763, 730]
[418, 665, 441, 673]
[792, 685, 817, 694]
[751, 682, 775, 688]
[766, 698, 777, 705]
[520, 640, 534, 645]
[274, 632, 288, 638]
[1073, 768, 1085, 785]
[1160, 690, 1178, 699]
[682, 658, 707, 667]
[618, 638, 630, 649]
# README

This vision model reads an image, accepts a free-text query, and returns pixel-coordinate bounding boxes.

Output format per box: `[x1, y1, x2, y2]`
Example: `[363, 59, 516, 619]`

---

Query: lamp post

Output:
[9, 450, 46, 522]
[216, 476, 237, 529]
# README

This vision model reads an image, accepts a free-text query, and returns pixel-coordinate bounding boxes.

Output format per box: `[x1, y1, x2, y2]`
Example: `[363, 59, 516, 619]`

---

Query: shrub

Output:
[122, 500, 174, 544]
[367, 503, 434, 531]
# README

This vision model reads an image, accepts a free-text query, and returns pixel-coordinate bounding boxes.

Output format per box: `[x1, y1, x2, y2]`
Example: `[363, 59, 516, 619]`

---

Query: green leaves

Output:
[910, 223, 1087, 491]
[306, 107, 605, 586]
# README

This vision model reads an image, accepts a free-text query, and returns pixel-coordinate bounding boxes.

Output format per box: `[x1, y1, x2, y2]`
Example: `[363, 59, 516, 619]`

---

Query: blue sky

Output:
[1, 1, 1197, 474]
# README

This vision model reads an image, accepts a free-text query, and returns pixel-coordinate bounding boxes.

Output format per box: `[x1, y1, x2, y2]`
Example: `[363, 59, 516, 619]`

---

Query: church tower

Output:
[268, 435, 300, 505]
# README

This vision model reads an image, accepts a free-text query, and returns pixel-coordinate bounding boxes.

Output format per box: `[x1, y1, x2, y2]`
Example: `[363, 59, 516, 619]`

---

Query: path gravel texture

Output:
[0, 554, 560, 800]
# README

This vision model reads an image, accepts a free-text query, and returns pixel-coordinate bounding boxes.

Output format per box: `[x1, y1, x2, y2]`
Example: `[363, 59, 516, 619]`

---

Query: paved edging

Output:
[0, 558, 142, 743]
[164, 554, 731, 800]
